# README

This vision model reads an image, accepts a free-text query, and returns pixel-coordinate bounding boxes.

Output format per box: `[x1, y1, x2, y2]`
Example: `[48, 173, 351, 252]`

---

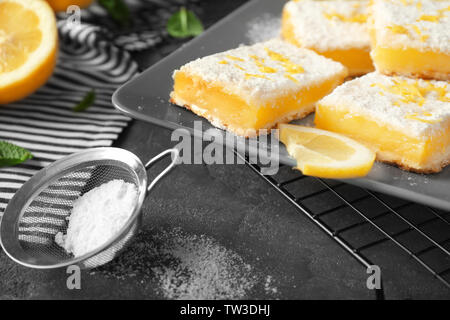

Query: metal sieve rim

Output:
[0, 147, 148, 269]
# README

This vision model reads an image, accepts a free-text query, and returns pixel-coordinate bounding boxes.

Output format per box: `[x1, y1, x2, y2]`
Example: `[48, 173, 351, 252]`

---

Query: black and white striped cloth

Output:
[0, 20, 139, 215]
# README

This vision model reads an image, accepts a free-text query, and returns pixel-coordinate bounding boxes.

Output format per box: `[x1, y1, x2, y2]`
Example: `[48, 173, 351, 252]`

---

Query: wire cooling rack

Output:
[242, 157, 450, 299]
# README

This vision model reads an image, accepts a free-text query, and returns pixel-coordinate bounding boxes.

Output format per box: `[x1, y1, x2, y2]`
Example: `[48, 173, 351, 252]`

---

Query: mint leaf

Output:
[73, 89, 96, 112]
[167, 7, 204, 38]
[98, 0, 130, 27]
[0, 141, 33, 168]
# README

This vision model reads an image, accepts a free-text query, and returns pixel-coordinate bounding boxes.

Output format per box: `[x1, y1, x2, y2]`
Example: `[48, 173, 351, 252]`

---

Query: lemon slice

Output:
[0, 0, 58, 104]
[279, 124, 376, 178]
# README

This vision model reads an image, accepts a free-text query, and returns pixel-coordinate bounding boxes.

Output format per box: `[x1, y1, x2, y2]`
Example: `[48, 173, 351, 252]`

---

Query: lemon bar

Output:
[170, 39, 347, 137]
[282, 0, 373, 76]
[315, 72, 450, 173]
[369, 0, 450, 80]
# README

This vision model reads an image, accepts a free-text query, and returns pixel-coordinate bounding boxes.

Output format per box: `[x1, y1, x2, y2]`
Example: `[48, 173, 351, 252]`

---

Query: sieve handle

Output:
[145, 148, 180, 192]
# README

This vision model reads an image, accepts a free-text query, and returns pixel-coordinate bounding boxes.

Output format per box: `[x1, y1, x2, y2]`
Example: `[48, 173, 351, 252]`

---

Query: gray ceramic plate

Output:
[112, 0, 450, 211]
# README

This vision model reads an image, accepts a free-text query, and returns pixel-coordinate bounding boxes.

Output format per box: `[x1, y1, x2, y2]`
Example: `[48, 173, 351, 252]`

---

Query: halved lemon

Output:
[0, 0, 58, 104]
[46, 0, 93, 12]
[279, 124, 376, 179]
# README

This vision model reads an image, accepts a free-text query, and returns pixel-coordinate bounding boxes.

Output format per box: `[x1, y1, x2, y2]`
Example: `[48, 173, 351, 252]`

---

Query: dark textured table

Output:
[1, 0, 449, 300]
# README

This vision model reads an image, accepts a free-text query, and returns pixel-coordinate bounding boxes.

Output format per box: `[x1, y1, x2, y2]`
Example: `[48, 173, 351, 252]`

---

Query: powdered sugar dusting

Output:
[319, 72, 450, 137]
[284, 0, 371, 51]
[174, 39, 347, 104]
[371, 0, 450, 54]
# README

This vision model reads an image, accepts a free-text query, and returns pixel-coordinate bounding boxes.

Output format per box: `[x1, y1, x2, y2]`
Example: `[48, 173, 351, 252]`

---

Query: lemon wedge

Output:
[279, 124, 376, 179]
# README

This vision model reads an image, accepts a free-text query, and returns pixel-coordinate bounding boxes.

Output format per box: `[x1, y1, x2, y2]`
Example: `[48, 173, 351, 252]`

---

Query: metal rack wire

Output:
[243, 158, 450, 299]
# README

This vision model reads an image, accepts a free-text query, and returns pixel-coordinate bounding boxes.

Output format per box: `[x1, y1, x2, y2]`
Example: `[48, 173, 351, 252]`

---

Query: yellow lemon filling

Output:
[315, 104, 450, 172]
[370, 46, 450, 80]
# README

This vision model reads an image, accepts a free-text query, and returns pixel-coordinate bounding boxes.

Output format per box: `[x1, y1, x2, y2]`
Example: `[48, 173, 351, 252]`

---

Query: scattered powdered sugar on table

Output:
[55, 179, 138, 257]
[152, 232, 255, 299]
[264, 275, 278, 295]
[246, 14, 281, 44]
[93, 228, 279, 300]
[407, 176, 418, 187]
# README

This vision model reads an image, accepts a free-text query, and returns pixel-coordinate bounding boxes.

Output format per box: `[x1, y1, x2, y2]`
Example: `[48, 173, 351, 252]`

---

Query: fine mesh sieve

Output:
[0, 147, 179, 269]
